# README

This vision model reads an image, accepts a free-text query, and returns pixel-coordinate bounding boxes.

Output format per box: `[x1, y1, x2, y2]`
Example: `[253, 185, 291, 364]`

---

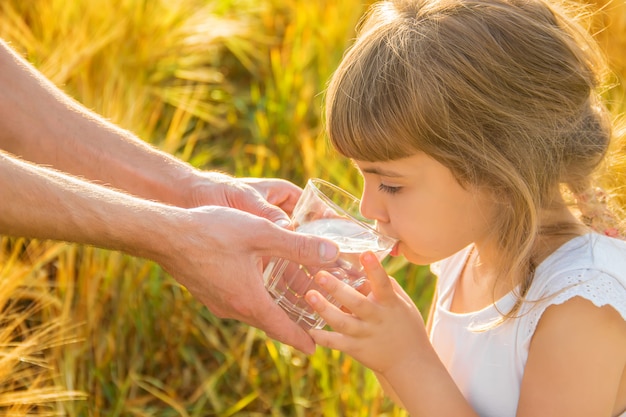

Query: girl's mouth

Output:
[390, 241, 400, 257]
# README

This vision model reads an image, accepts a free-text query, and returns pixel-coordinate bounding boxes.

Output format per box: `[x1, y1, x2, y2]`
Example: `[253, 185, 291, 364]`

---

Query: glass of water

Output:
[263, 178, 397, 330]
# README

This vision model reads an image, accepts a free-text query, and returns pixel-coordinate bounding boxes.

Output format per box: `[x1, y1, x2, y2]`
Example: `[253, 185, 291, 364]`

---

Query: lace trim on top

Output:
[524, 271, 626, 338]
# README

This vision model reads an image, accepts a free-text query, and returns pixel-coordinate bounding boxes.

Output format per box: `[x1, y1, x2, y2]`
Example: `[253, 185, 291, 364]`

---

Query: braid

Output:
[574, 185, 624, 239]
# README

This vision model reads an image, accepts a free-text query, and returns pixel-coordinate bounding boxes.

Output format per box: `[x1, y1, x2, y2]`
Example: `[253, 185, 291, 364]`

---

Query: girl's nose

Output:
[359, 185, 389, 224]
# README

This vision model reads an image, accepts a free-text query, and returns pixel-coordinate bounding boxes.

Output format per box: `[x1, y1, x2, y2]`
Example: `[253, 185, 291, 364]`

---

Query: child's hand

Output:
[306, 251, 430, 375]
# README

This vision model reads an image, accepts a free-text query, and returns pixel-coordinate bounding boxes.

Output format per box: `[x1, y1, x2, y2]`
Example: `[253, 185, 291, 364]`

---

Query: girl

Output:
[304, 0, 626, 415]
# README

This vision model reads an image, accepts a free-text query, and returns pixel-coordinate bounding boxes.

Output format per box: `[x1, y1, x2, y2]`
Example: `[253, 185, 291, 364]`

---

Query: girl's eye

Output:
[378, 183, 402, 194]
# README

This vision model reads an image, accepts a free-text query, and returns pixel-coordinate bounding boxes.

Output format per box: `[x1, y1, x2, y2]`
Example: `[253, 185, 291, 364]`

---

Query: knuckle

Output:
[296, 236, 313, 260]
[330, 316, 349, 334]
[351, 294, 367, 311]
[256, 202, 275, 219]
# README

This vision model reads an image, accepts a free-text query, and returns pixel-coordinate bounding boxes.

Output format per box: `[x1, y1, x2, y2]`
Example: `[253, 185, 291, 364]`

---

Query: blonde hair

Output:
[325, 0, 622, 312]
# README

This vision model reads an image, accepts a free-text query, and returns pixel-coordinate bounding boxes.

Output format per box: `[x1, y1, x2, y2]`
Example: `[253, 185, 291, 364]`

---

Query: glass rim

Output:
[307, 178, 397, 243]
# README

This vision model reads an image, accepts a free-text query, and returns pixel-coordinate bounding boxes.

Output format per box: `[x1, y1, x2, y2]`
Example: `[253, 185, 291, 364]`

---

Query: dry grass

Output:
[0, 0, 623, 415]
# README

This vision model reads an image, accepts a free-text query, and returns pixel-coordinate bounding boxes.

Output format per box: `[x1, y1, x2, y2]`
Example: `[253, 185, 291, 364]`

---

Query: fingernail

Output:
[275, 218, 291, 228]
[319, 242, 339, 261]
[317, 274, 328, 286]
[308, 293, 318, 304]
[362, 251, 377, 264]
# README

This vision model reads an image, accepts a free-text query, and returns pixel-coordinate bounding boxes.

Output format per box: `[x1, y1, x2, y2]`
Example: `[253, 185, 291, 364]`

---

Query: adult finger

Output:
[223, 272, 316, 354]
[255, 222, 340, 265]
[229, 187, 340, 265]
[233, 185, 294, 227]
[253, 297, 316, 354]
[241, 178, 302, 214]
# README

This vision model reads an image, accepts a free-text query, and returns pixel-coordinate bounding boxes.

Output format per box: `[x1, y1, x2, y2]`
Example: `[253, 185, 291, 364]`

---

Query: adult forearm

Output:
[0, 150, 176, 261]
[0, 39, 196, 207]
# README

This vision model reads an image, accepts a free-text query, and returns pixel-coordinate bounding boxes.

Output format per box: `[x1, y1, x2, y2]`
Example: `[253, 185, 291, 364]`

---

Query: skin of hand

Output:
[306, 251, 477, 415]
[157, 205, 339, 355]
[185, 172, 300, 221]
[169, 173, 342, 354]
[239, 177, 301, 215]
[305, 251, 428, 373]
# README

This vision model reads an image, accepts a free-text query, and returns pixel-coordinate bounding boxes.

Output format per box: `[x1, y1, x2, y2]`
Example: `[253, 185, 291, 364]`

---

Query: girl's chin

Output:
[395, 245, 433, 266]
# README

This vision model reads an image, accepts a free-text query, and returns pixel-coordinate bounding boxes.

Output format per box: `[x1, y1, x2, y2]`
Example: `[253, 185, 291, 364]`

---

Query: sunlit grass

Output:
[588, 0, 626, 226]
[0, 239, 86, 415]
[0, 0, 623, 415]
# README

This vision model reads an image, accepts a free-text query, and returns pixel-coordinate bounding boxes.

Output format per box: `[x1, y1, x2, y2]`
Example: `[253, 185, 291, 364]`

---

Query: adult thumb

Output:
[237, 187, 340, 264]
[264, 225, 340, 265]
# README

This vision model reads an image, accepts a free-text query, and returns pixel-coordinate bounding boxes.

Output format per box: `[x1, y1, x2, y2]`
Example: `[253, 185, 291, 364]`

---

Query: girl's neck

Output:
[533, 202, 589, 265]
[475, 196, 588, 272]
[452, 204, 588, 314]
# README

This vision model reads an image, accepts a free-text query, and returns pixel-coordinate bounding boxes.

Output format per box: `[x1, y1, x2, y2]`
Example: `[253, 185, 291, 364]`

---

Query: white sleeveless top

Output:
[429, 233, 626, 417]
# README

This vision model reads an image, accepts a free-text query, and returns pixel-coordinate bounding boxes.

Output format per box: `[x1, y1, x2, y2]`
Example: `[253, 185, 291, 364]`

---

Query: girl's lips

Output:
[390, 241, 400, 257]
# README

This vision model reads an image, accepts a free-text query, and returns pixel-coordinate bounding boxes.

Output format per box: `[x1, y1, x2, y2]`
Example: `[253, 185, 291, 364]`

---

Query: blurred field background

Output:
[0, 0, 624, 415]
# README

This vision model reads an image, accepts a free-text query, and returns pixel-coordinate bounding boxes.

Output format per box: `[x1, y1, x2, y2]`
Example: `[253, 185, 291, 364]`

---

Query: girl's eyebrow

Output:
[360, 166, 404, 178]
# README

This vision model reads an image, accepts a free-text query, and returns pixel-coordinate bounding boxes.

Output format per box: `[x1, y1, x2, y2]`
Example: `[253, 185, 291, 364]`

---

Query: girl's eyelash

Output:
[378, 183, 402, 194]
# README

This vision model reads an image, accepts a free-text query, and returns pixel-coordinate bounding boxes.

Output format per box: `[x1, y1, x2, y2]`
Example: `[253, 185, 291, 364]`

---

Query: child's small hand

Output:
[305, 251, 430, 375]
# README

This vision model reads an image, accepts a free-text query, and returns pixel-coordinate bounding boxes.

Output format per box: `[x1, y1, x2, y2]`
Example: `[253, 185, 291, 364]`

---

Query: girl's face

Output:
[354, 153, 498, 265]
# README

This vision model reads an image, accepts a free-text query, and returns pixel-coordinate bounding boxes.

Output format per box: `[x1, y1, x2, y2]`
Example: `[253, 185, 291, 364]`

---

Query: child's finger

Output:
[305, 289, 362, 335]
[361, 251, 396, 303]
[308, 328, 351, 352]
[390, 277, 414, 305]
[312, 270, 376, 320]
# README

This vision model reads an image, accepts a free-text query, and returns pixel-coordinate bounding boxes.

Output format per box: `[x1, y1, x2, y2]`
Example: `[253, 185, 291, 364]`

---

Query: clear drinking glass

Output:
[263, 178, 397, 330]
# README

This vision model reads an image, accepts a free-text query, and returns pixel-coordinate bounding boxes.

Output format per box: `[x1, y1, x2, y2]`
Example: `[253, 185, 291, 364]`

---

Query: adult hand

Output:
[154, 202, 339, 355]
[184, 171, 301, 222]
[155, 173, 337, 353]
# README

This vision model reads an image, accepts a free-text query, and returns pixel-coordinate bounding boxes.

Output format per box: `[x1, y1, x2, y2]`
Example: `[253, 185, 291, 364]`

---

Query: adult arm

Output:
[0, 39, 297, 213]
[0, 38, 194, 206]
[0, 151, 340, 353]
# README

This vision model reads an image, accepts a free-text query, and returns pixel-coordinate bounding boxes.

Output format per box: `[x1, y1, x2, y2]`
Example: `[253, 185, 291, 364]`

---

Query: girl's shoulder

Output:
[553, 232, 626, 268]
[532, 232, 626, 293]
[521, 233, 626, 335]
